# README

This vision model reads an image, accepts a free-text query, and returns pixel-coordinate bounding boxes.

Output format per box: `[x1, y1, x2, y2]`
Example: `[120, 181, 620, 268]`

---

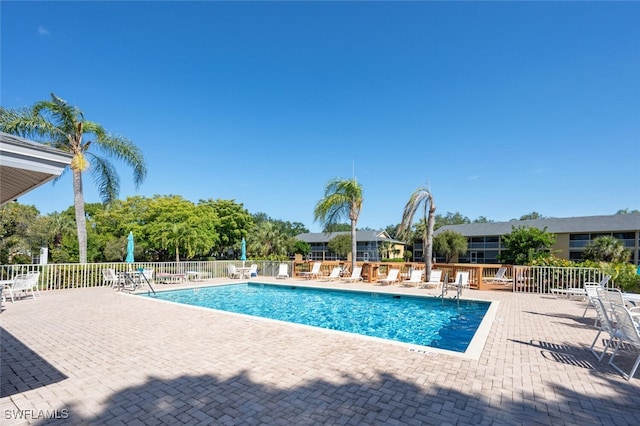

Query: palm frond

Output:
[85, 122, 147, 188]
[88, 153, 120, 204]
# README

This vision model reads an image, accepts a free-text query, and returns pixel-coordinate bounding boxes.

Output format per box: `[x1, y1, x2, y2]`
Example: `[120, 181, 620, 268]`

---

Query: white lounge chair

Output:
[608, 303, 640, 380]
[322, 267, 342, 281]
[276, 264, 289, 279]
[420, 269, 443, 289]
[489, 267, 512, 284]
[228, 264, 241, 279]
[403, 269, 423, 286]
[342, 266, 363, 283]
[7, 272, 40, 302]
[378, 268, 400, 285]
[300, 262, 322, 280]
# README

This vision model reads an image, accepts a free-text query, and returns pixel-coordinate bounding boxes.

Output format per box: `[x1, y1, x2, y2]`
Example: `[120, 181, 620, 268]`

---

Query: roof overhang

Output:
[0, 132, 74, 206]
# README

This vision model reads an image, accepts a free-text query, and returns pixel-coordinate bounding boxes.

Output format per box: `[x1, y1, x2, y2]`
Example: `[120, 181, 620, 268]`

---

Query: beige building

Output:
[433, 214, 640, 265]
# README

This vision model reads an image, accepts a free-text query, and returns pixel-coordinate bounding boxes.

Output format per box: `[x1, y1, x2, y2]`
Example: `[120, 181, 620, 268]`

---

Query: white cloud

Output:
[37, 26, 50, 36]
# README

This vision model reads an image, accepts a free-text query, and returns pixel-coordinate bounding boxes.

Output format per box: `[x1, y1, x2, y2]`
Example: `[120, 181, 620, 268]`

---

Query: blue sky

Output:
[2, 1, 639, 232]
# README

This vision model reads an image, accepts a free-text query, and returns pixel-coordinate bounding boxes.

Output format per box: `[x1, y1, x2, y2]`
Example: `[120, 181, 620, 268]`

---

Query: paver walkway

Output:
[1, 278, 639, 425]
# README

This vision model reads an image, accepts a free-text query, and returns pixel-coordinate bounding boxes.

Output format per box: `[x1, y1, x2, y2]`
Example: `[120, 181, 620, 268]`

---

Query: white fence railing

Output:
[0, 261, 293, 291]
[512, 265, 614, 294]
[0, 262, 617, 294]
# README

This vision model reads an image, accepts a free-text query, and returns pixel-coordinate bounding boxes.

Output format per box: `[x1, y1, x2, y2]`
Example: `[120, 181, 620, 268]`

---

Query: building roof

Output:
[0, 132, 74, 206]
[296, 230, 404, 244]
[435, 214, 640, 237]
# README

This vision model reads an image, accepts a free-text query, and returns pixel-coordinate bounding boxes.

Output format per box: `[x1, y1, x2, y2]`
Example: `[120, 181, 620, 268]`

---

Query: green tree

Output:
[0, 93, 147, 263]
[583, 236, 630, 263]
[201, 199, 253, 258]
[252, 212, 308, 237]
[517, 211, 546, 221]
[324, 223, 351, 232]
[384, 224, 400, 239]
[249, 221, 289, 259]
[498, 226, 556, 265]
[434, 211, 470, 230]
[103, 235, 128, 261]
[433, 230, 468, 263]
[328, 234, 352, 260]
[398, 186, 436, 281]
[0, 203, 39, 263]
[314, 178, 363, 272]
[292, 240, 311, 257]
[378, 240, 393, 260]
[473, 216, 494, 223]
[616, 209, 640, 214]
[145, 196, 219, 262]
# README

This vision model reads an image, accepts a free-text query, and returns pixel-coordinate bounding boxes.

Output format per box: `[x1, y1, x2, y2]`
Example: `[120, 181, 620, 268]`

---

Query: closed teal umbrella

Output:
[125, 231, 135, 263]
[241, 237, 246, 267]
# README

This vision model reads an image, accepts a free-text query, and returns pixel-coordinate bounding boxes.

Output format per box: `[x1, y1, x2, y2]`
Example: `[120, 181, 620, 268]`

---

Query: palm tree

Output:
[397, 186, 436, 282]
[583, 235, 630, 263]
[314, 178, 363, 272]
[0, 93, 147, 263]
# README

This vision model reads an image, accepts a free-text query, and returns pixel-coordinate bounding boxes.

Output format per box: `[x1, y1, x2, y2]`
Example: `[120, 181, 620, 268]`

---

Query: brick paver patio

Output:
[1, 278, 639, 425]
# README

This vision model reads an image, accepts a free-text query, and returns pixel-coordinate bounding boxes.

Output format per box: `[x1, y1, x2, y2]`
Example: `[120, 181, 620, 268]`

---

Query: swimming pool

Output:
[143, 283, 493, 354]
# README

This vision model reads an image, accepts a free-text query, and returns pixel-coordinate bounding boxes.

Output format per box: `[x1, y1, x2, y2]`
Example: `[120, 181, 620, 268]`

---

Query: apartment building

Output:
[429, 214, 640, 265]
[295, 230, 405, 262]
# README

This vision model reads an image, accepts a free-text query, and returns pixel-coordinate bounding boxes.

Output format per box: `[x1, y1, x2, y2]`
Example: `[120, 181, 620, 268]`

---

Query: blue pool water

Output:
[143, 283, 490, 353]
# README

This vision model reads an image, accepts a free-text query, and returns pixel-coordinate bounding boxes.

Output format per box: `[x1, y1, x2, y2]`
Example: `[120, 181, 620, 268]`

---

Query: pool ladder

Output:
[440, 272, 462, 301]
[122, 271, 157, 296]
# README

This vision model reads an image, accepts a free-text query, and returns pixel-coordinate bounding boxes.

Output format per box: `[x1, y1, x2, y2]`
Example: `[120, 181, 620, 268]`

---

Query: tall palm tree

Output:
[398, 186, 436, 282]
[314, 178, 363, 272]
[0, 93, 147, 263]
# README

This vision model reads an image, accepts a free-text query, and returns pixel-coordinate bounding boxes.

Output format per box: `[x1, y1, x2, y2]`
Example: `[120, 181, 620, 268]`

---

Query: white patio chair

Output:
[142, 268, 154, 284]
[249, 264, 258, 277]
[608, 303, 640, 380]
[589, 298, 622, 362]
[276, 264, 289, 279]
[7, 272, 40, 302]
[582, 284, 601, 323]
[102, 269, 121, 288]
[228, 264, 241, 279]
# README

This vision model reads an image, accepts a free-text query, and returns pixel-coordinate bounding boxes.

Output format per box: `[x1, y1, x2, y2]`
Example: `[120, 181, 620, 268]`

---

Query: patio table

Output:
[235, 267, 251, 279]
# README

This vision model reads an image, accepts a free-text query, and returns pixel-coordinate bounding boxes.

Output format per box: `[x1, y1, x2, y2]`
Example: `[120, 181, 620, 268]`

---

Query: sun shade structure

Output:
[0, 132, 73, 206]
